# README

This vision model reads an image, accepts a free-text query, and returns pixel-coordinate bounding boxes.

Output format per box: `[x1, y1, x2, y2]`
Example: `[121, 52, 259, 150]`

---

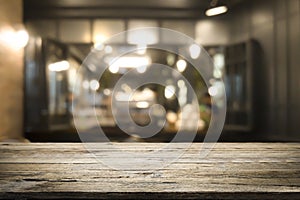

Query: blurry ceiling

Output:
[24, 0, 246, 20]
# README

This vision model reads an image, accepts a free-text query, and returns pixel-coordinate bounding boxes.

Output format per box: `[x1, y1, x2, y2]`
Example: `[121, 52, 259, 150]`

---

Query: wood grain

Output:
[0, 143, 299, 199]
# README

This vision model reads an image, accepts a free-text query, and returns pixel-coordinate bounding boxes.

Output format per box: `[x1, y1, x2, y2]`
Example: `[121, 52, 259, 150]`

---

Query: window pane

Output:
[93, 20, 125, 44]
[59, 20, 91, 43]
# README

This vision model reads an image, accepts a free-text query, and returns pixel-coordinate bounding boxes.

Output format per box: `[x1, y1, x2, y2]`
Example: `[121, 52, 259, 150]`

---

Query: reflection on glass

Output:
[46, 42, 81, 128]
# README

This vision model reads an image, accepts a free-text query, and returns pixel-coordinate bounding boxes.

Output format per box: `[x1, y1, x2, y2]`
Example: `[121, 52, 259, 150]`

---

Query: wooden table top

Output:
[0, 143, 299, 199]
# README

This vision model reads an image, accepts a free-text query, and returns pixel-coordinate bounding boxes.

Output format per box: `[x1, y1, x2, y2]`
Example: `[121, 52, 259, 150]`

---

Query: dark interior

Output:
[18, 0, 300, 142]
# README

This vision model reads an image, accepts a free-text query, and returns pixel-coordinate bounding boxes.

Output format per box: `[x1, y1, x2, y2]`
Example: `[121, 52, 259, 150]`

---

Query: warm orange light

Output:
[0, 26, 29, 50]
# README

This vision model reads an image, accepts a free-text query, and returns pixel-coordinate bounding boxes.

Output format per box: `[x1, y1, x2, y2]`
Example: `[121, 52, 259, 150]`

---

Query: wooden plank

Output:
[0, 143, 299, 199]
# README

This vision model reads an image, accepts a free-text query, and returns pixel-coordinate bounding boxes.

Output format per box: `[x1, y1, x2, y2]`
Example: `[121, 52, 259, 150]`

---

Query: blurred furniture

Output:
[0, 143, 299, 199]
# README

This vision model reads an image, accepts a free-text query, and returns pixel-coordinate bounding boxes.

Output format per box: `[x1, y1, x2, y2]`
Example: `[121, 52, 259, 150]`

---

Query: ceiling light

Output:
[127, 21, 159, 45]
[205, 6, 228, 16]
[136, 101, 150, 109]
[48, 60, 70, 72]
[0, 26, 29, 50]
[109, 56, 151, 74]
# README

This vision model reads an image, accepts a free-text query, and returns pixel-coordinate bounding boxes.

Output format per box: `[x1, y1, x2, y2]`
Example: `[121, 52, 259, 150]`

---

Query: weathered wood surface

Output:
[0, 143, 299, 199]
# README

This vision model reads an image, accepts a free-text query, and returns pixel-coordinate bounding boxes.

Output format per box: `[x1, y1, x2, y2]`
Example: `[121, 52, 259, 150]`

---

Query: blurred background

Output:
[0, 0, 299, 142]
